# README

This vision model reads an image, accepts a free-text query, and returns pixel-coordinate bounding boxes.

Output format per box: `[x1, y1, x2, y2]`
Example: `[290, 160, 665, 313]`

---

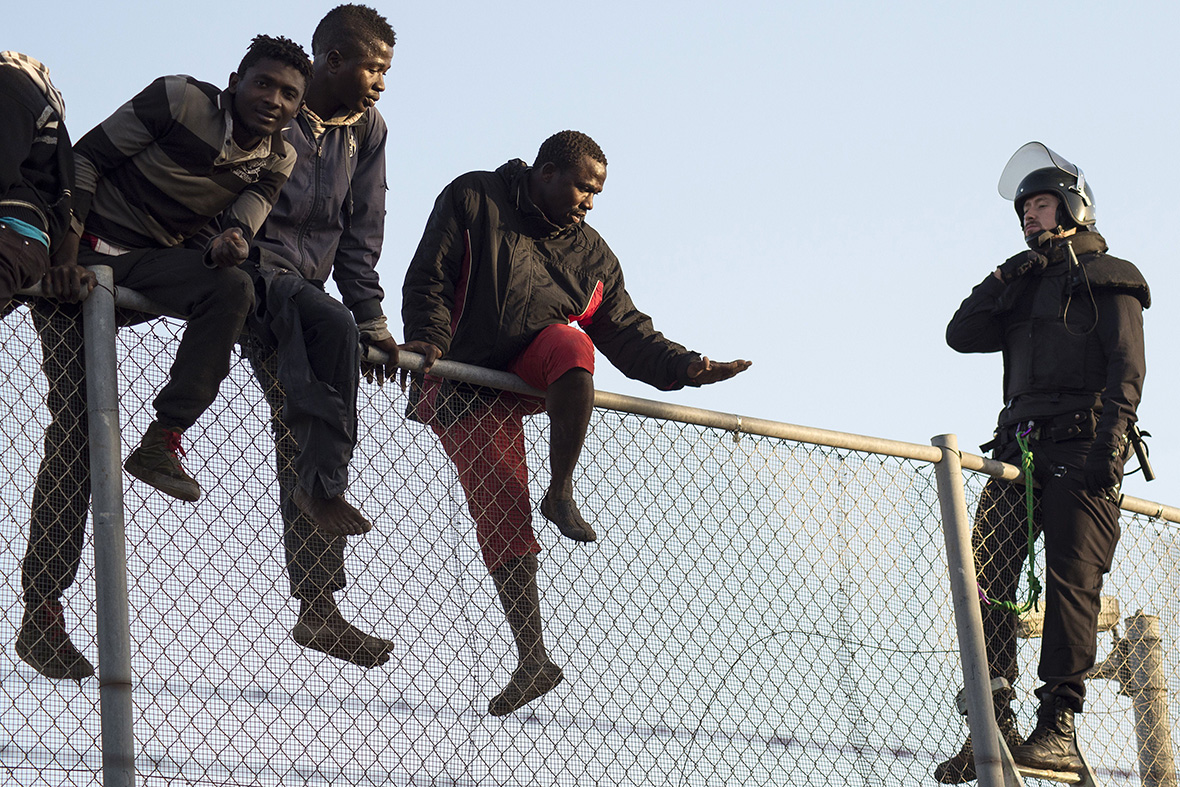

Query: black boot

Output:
[1011, 697, 1083, 773]
[15, 599, 95, 681]
[487, 554, 563, 716]
[124, 421, 201, 501]
[934, 688, 1021, 783]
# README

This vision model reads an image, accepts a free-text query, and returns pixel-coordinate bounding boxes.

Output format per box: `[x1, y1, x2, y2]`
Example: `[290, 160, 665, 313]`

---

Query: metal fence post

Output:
[84, 265, 136, 787]
[932, 433, 1009, 787]
[1124, 612, 1177, 787]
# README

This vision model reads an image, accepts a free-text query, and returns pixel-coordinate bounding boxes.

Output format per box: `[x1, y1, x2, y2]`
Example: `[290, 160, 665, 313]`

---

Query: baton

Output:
[1130, 424, 1156, 482]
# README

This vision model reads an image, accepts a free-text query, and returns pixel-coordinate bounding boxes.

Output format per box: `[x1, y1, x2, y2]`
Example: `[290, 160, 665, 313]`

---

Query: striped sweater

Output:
[73, 74, 294, 250]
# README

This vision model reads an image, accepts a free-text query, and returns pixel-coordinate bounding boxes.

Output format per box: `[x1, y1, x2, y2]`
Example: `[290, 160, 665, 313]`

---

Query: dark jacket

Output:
[402, 159, 699, 389]
[946, 230, 1148, 444]
[252, 106, 387, 322]
[0, 65, 73, 250]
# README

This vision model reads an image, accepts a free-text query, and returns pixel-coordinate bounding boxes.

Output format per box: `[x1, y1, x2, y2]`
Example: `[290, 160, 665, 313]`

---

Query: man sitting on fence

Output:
[243, 4, 399, 669]
[1, 52, 100, 681]
[400, 130, 751, 715]
[0, 52, 79, 308]
[938, 142, 1148, 780]
[15, 37, 310, 680]
[70, 36, 310, 503]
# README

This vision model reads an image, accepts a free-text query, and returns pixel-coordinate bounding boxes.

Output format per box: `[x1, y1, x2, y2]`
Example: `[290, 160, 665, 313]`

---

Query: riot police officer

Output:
[937, 142, 1149, 781]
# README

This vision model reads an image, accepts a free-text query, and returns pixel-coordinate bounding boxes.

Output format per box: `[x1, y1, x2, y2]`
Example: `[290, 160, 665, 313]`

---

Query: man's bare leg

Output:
[292, 486, 372, 537]
[488, 554, 564, 715]
[539, 368, 596, 542]
[287, 491, 388, 668]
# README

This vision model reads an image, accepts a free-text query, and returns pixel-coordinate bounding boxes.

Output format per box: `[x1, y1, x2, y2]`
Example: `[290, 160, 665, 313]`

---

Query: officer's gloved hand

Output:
[997, 250, 1049, 283]
[1083, 433, 1126, 494]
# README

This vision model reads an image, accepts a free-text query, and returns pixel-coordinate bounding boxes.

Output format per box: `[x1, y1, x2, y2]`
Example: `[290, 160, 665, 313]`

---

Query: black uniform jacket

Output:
[402, 159, 699, 391]
[946, 231, 1148, 445]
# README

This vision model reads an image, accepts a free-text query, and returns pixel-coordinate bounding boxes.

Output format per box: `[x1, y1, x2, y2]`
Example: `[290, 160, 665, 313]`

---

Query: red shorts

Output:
[431, 324, 594, 570]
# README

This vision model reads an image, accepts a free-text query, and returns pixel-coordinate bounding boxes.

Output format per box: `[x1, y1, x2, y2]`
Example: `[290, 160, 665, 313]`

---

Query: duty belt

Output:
[980, 409, 1096, 454]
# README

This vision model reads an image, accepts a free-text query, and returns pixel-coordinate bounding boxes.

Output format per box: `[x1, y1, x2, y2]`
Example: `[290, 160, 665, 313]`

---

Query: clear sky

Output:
[9, 0, 1180, 505]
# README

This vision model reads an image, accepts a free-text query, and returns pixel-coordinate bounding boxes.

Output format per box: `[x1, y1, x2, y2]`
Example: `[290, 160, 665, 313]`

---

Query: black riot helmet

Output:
[998, 141, 1096, 231]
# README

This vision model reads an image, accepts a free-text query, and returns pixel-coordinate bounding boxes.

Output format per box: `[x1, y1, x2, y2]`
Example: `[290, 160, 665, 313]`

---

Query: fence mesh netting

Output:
[0, 299, 1177, 786]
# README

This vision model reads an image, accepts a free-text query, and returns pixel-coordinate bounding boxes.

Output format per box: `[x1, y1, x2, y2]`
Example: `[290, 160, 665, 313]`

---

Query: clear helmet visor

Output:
[997, 141, 1085, 200]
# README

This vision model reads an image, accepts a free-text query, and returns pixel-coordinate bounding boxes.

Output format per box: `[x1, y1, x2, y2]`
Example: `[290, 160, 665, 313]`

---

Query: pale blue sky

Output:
[9, 0, 1180, 503]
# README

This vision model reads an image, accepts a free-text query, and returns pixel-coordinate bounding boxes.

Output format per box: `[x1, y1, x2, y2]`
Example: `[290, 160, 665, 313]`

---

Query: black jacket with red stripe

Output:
[402, 158, 700, 390]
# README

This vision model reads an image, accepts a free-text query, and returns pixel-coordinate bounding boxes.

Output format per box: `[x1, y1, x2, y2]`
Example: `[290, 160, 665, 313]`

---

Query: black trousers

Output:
[974, 435, 1122, 712]
[0, 223, 50, 304]
[242, 268, 361, 599]
[21, 261, 354, 604]
[81, 246, 254, 430]
[22, 298, 89, 604]
[22, 246, 252, 603]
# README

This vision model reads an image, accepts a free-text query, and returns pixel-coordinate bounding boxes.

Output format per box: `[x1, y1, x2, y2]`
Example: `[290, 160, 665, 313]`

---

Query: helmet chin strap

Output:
[1025, 227, 1062, 250]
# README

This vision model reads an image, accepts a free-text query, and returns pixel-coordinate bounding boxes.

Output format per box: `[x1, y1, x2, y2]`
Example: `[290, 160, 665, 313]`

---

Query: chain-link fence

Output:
[0, 291, 1177, 786]
[960, 462, 1179, 787]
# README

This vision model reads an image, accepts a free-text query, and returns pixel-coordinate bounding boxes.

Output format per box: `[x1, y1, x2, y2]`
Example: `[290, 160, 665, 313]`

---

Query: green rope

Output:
[978, 431, 1043, 615]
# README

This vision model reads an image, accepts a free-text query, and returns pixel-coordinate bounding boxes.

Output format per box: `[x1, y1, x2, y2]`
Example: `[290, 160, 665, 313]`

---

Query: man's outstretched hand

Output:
[397, 340, 443, 389]
[687, 357, 752, 385]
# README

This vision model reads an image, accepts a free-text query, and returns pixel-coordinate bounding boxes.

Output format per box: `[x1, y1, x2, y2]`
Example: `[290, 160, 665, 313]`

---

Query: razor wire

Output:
[0, 296, 1176, 786]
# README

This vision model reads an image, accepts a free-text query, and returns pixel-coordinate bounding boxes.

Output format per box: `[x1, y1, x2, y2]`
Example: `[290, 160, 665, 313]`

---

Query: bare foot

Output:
[293, 487, 372, 536]
[488, 659, 564, 716]
[292, 605, 393, 668]
[540, 492, 597, 542]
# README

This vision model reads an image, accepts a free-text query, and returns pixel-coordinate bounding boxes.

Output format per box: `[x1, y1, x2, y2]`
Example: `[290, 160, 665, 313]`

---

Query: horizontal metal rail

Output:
[389, 348, 1180, 526]
[19, 279, 182, 319]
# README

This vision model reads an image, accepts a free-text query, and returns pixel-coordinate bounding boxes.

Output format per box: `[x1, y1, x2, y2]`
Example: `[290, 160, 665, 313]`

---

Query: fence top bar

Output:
[1117, 494, 1180, 524]
[18, 273, 182, 319]
[388, 347, 943, 462]
[16, 289, 1178, 526]
[959, 451, 1024, 482]
[111, 287, 183, 319]
[391, 349, 1180, 525]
